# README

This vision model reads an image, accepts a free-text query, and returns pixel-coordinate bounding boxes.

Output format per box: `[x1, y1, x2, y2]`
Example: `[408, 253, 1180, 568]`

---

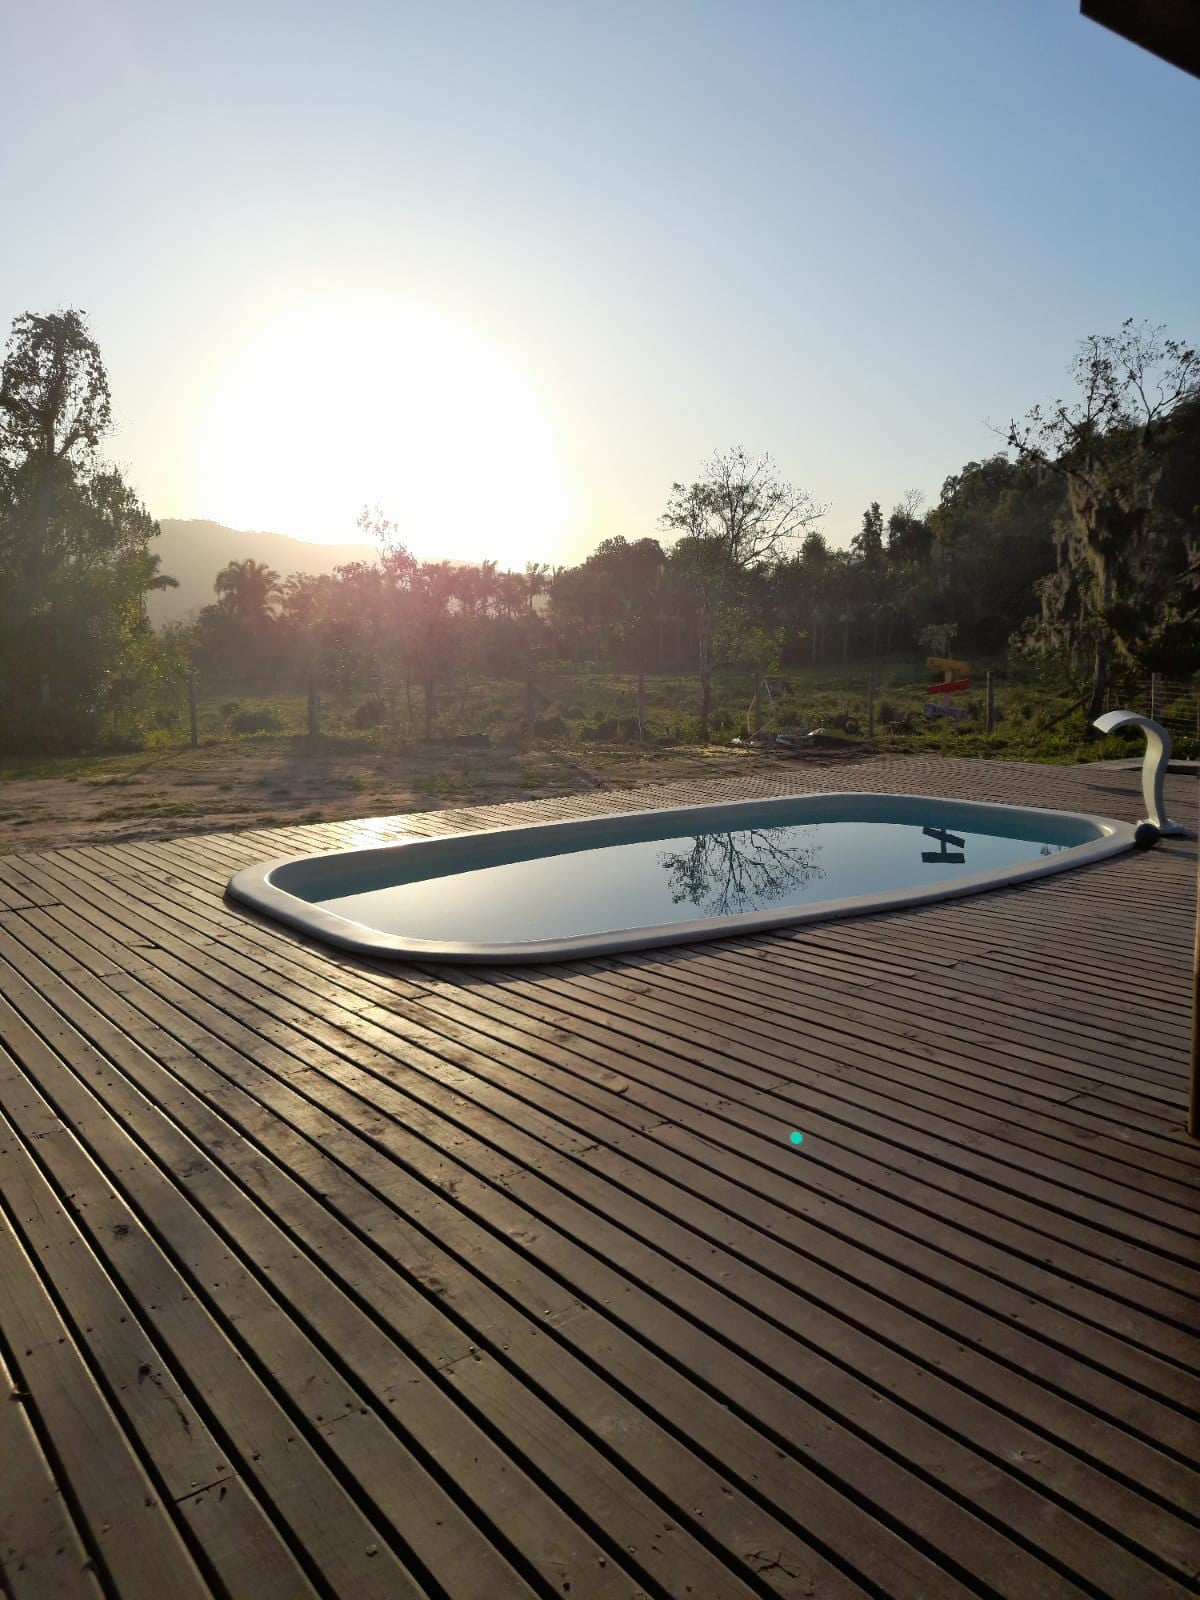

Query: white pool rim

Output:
[226, 790, 1138, 964]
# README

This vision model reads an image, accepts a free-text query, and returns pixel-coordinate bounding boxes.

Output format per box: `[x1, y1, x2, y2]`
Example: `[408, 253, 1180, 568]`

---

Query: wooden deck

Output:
[0, 754, 1197, 1600]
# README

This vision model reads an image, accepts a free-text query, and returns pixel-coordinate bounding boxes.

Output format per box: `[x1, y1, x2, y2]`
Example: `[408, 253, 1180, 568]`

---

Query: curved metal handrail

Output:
[1092, 709, 1184, 835]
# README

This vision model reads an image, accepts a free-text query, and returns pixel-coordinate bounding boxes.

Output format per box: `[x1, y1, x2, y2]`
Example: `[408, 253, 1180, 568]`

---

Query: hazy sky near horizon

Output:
[3, 0, 1197, 567]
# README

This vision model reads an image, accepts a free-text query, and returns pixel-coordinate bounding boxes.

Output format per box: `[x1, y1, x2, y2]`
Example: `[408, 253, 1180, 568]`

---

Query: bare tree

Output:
[658, 827, 825, 917]
[662, 449, 826, 738]
[661, 447, 826, 568]
[895, 487, 925, 521]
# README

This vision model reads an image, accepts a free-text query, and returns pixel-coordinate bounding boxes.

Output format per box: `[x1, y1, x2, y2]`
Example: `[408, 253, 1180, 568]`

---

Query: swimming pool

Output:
[227, 791, 1137, 962]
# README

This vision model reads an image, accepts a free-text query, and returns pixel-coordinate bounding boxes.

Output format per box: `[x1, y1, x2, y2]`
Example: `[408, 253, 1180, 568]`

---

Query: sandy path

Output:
[0, 738, 866, 855]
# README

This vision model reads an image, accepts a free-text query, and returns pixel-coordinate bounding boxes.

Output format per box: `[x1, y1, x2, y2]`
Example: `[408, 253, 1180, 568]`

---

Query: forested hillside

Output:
[146, 522, 377, 627]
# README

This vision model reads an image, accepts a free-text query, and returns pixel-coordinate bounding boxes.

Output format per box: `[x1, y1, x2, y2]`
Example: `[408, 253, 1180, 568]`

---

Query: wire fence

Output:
[124, 659, 1200, 755]
[1104, 674, 1200, 743]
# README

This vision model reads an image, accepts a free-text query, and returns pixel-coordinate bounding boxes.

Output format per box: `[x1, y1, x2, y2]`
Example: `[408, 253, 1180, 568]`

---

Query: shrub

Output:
[533, 715, 567, 739]
[579, 716, 641, 743]
[1, 702, 97, 755]
[95, 728, 146, 753]
[229, 706, 285, 735]
[353, 698, 388, 729]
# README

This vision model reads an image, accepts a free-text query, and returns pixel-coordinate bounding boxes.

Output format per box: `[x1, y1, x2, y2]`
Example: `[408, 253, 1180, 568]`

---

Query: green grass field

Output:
[190, 655, 1196, 764]
[2, 654, 1192, 787]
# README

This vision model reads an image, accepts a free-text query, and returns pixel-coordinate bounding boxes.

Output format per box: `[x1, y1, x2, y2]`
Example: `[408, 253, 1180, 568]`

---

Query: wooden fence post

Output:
[187, 670, 199, 749]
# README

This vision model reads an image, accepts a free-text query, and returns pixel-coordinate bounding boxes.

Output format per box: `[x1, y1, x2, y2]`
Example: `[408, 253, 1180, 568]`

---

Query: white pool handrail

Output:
[1092, 709, 1184, 835]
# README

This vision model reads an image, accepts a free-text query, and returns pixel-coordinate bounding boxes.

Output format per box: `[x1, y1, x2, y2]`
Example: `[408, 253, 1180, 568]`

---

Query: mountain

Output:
[146, 520, 378, 627]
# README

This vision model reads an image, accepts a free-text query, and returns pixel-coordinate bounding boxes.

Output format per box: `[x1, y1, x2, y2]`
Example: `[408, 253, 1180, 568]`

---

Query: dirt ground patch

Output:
[0, 737, 872, 855]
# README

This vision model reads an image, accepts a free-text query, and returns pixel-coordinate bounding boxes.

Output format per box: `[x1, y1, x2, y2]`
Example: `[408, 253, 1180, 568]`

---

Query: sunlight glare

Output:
[186, 297, 573, 563]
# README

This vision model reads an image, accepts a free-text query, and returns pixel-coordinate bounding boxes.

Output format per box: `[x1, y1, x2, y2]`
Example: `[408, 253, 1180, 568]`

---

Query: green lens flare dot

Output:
[789, 1130, 804, 1147]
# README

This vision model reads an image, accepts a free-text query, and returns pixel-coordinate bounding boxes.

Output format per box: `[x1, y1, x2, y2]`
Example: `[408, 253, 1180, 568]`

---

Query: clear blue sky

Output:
[3, 0, 1197, 566]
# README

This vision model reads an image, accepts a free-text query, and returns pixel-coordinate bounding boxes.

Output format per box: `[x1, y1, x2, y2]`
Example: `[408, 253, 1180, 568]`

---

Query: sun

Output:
[185, 296, 573, 565]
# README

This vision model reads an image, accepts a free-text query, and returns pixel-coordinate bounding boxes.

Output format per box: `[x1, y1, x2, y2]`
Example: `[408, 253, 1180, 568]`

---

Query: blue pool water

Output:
[295, 815, 1076, 945]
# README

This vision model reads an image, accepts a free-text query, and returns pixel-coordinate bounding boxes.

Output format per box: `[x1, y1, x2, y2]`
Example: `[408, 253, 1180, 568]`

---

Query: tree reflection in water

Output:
[657, 827, 825, 917]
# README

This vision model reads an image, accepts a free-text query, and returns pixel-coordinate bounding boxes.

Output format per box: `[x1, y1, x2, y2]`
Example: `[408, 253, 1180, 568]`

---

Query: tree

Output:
[0, 309, 170, 751]
[661, 449, 825, 737]
[0, 310, 111, 562]
[658, 827, 824, 916]
[886, 490, 933, 567]
[524, 561, 550, 614]
[778, 530, 832, 662]
[192, 558, 284, 685]
[852, 501, 885, 566]
[923, 456, 1063, 654]
[1006, 319, 1199, 718]
[214, 558, 281, 622]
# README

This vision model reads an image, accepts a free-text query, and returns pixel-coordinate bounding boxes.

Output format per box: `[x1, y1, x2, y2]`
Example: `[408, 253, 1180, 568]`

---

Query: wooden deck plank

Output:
[76, 877, 1199, 1320]
[72, 838, 1200, 1299]
[0, 1118, 326, 1600]
[386, 954, 1200, 1217]
[14, 874, 1198, 1441]
[0, 1117, 214, 1600]
[2, 756, 1198, 1598]
[0, 1343, 102, 1600]
[0, 914, 964, 1596]
[0, 928, 1196, 1587]
[11, 844, 1200, 1241]
[0, 966, 699, 1600]
[0, 925, 870, 1599]
[684, 936, 1187, 1090]
[49, 825, 1196, 1131]
[91, 819, 1196, 1145]
[465, 958, 1199, 1223]
[0, 1012, 436, 1600]
[4, 864, 1196, 1427]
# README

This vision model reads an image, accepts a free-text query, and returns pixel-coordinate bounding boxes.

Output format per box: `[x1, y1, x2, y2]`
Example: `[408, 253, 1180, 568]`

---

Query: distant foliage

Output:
[1006, 320, 1200, 717]
[166, 351, 1196, 754]
[6, 307, 1194, 760]
[228, 705, 286, 735]
[0, 309, 175, 753]
[352, 697, 388, 728]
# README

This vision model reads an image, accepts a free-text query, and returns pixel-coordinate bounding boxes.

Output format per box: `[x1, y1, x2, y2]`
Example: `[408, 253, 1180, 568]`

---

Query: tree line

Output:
[1, 309, 1196, 754]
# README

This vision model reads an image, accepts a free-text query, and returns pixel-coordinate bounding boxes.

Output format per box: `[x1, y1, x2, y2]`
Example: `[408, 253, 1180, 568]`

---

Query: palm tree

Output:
[213, 558, 281, 622]
[495, 570, 527, 619]
[476, 558, 499, 617]
[524, 561, 550, 614]
[410, 561, 458, 738]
